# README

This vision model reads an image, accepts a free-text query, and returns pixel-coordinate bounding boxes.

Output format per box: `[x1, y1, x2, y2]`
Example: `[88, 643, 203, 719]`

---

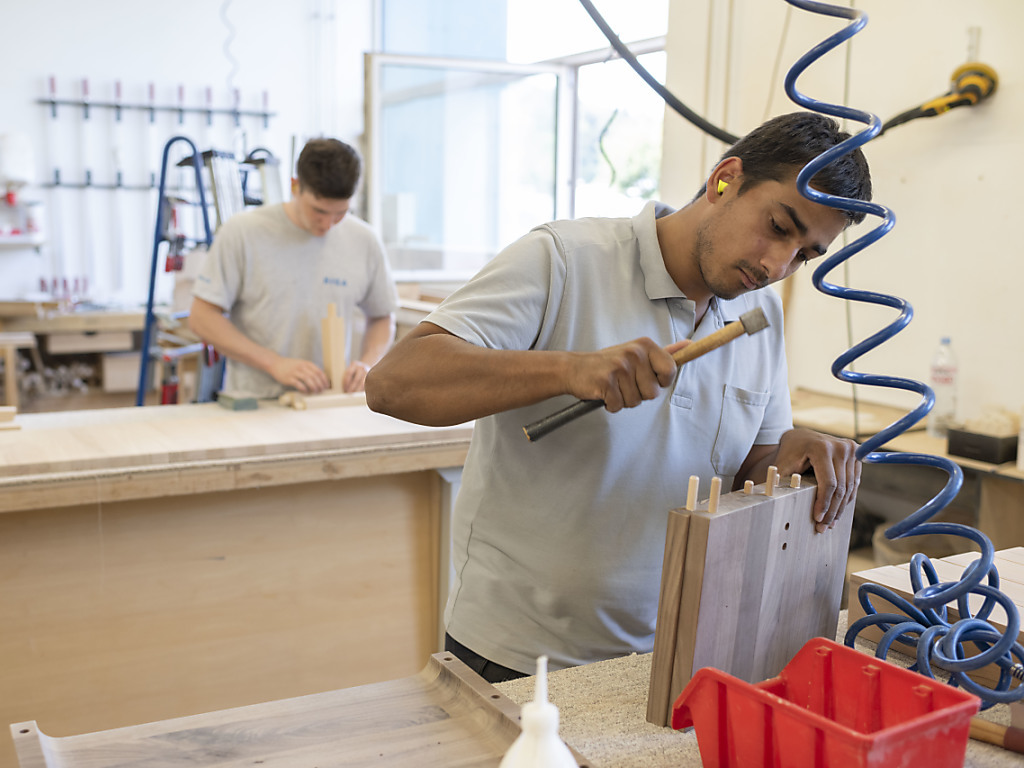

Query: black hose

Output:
[577, 0, 740, 145]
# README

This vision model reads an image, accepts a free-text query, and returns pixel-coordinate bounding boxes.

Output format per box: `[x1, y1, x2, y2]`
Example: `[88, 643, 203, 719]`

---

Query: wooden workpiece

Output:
[322, 301, 346, 393]
[279, 390, 367, 410]
[647, 476, 855, 726]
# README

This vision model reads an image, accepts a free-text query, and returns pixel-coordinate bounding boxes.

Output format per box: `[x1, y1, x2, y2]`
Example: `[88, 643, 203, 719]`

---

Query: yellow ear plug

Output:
[717, 179, 729, 195]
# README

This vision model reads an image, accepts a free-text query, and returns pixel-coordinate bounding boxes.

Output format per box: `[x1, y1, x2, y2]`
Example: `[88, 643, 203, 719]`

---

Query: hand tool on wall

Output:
[523, 307, 770, 441]
[44, 76, 65, 282]
[78, 77, 96, 300]
[109, 80, 125, 295]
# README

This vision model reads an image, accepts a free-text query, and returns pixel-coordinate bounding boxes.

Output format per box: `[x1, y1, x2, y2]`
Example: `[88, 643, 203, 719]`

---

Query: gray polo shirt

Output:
[427, 201, 793, 674]
[193, 204, 397, 398]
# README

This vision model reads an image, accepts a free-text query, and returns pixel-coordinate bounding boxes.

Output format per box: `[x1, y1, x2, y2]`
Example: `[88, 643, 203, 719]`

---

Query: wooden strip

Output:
[646, 509, 691, 726]
[670, 507, 707, 711]
[0, 406, 17, 422]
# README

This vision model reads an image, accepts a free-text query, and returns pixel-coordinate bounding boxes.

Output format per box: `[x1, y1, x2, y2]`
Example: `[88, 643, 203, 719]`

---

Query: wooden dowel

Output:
[686, 475, 699, 512]
[708, 477, 721, 515]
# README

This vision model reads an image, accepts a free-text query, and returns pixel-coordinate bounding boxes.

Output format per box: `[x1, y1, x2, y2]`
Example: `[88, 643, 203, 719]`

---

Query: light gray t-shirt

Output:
[193, 203, 397, 398]
[427, 201, 793, 674]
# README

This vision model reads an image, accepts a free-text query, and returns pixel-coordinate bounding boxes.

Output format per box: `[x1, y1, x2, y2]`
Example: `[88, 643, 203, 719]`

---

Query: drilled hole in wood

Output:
[784, 522, 790, 530]
[782, 542, 788, 550]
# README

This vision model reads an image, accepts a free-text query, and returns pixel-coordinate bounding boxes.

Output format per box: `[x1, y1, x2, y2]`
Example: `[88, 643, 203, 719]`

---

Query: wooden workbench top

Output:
[0, 402, 473, 513]
[496, 614, 1023, 768]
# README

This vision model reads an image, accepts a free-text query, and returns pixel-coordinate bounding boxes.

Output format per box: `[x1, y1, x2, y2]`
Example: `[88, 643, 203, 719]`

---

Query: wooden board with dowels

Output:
[646, 470, 856, 726]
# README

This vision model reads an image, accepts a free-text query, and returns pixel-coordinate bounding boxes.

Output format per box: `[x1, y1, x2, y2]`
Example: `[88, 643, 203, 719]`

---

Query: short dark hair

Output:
[295, 138, 362, 200]
[703, 112, 872, 225]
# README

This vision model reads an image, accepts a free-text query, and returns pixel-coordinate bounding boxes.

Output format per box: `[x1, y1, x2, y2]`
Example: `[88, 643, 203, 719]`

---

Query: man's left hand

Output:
[773, 428, 860, 533]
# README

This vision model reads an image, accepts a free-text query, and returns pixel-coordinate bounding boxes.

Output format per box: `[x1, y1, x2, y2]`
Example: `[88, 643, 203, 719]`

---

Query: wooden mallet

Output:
[522, 306, 770, 441]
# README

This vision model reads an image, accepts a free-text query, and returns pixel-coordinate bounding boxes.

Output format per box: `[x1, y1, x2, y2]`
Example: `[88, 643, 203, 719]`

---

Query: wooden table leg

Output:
[2, 345, 18, 408]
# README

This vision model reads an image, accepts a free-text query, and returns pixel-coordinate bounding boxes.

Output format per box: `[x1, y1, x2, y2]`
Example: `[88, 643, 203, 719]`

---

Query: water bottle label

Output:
[931, 365, 957, 386]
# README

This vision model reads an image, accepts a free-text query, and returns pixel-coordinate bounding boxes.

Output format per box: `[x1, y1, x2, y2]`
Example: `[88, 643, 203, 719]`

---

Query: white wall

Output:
[663, 0, 1023, 425]
[0, 0, 372, 307]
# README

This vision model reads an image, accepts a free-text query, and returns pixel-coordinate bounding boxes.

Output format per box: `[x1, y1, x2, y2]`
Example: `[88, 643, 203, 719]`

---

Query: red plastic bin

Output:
[671, 637, 979, 768]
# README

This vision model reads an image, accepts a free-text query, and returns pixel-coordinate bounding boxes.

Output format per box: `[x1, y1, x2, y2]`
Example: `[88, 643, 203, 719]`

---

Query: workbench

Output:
[0, 401, 472, 768]
[792, 388, 1024, 550]
[8, 614, 1020, 767]
[496, 634, 1022, 767]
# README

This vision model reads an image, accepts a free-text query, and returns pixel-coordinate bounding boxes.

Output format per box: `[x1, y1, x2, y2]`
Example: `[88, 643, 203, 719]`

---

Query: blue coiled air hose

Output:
[783, 0, 1024, 709]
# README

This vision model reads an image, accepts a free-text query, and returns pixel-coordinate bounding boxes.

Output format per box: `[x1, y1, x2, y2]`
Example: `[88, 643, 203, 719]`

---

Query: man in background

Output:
[190, 138, 397, 398]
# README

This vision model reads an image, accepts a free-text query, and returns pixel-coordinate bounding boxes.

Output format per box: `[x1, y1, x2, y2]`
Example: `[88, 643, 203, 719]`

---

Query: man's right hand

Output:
[270, 357, 330, 394]
[566, 337, 689, 412]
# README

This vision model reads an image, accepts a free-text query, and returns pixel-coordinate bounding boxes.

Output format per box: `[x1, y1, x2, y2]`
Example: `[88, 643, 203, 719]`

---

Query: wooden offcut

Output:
[279, 391, 367, 410]
[647, 476, 855, 726]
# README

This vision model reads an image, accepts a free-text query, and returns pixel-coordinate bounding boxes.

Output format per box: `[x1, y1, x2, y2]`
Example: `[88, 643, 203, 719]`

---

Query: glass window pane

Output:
[506, 0, 668, 63]
[376, 62, 559, 277]
[575, 51, 666, 217]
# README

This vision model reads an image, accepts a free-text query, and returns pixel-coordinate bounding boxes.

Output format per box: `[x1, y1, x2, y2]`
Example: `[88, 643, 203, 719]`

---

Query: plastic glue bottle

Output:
[499, 655, 577, 768]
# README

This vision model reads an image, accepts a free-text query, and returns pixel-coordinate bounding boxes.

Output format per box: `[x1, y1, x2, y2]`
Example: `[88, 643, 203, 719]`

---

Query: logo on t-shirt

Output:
[323, 277, 347, 287]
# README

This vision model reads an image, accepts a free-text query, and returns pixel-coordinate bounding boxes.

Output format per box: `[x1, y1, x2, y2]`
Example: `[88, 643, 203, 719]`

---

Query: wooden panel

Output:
[0, 473, 442, 768]
[10, 653, 566, 768]
[647, 478, 854, 726]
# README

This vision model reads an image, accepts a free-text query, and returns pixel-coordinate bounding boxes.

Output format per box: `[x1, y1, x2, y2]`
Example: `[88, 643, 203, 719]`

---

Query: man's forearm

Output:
[359, 314, 396, 368]
[366, 326, 574, 427]
[189, 307, 278, 375]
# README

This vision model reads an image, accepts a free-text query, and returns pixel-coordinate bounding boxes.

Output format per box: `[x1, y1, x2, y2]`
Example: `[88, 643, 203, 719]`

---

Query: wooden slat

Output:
[646, 509, 690, 726]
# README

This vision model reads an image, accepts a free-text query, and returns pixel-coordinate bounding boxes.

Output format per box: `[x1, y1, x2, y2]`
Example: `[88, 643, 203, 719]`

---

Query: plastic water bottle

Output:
[927, 337, 958, 438]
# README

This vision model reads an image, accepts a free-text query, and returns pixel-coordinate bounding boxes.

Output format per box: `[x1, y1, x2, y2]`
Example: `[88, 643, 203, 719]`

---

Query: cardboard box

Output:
[947, 427, 1018, 465]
